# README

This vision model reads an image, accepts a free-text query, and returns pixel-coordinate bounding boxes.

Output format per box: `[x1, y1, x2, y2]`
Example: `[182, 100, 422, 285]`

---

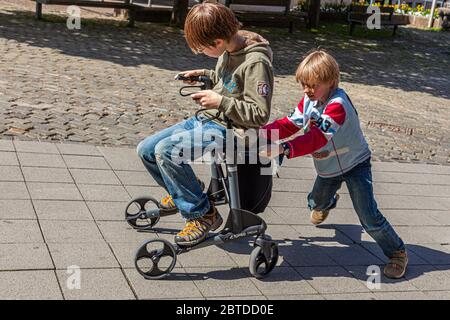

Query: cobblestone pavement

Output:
[1, 2, 450, 165]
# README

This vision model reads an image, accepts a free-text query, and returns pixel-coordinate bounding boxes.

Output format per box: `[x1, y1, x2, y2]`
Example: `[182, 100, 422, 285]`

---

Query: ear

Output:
[214, 39, 225, 48]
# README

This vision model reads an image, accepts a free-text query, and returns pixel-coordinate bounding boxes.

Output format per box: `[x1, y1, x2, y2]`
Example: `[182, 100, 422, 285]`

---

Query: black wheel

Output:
[134, 238, 177, 280]
[125, 197, 160, 230]
[249, 242, 278, 279]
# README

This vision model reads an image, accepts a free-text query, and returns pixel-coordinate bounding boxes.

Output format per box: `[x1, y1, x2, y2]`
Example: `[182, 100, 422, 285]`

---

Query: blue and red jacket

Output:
[263, 87, 371, 178]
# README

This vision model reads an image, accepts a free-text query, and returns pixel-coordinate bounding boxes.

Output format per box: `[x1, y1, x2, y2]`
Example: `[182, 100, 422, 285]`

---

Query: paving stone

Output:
[33, 200, 93, 221]
[421, 290, 450, 300]
[49, 242, 119, 269]
[124, 185, 166, 200]
[98, 147, 144, 171]
[14, 141, 59, 154]
[321, 293, 377, 300]
[208, 295, 267, 300]
[295, 266, 371, 294]
[124, 268, 203, 299]
[0, 140, 14, 152]
[0, 270, 63, 299]
[70, 168, 121, 185]
[266, 294, 324, 300]
[408, 244, 450, 265]
[40, 220, 104, 243]
[57, 143, 102, 156]
[272, 179, 315, 193]
[63, 155, 110, 170]
[318, 243, 384, 266]
[392, 226, 450, 244]
[27, 182, 82, 200]
[86, 201, 129, 221]
[0, 220, 44, 243]
[404, 265, 450, 291]
[279, 242, 339, 267]
[22, 167, 73, 183]
[109, 242, 141, 269]
[96, 221, 154, 244]
[17, 153, 66, 168]
[0, 151, 19, 166]
[361, 243, 429, 265]
[186, 267, 262, 298]
[246, 266, 317, 296]
[0, 200, 36, 220]
[380, 210, 443, 226]
[57, 269, 135, 300]
[0, 165, 23, 181]
[177, 245, 238, 268]
[291, 225, 354, 245]
[0, 243, 54, 271]
[115, 170, 159, 186]
[78, 184, 130, 202]
[373, 291, 428, 300]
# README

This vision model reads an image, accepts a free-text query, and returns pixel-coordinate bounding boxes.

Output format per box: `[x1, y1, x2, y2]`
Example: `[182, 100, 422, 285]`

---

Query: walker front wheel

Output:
[125, 197, 160, 230]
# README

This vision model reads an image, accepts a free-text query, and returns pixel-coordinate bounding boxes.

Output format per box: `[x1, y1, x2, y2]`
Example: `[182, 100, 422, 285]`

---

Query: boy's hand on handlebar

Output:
[191, 90, 222, 109]
[175, 70, 204, 85]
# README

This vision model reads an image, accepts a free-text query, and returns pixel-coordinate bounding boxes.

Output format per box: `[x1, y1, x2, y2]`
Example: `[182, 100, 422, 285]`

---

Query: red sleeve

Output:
[285, 126, 328, 158]
[261, 97, 305, 141]
[285, 102, 346, 158]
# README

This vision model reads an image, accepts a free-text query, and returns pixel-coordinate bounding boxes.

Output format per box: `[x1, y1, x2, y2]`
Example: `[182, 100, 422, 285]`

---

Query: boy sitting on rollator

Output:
[137, 1, 274, 247]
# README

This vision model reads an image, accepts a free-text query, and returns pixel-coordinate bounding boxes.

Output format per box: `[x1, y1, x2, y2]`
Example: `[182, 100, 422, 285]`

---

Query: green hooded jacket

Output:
[202, 30, 274, 130]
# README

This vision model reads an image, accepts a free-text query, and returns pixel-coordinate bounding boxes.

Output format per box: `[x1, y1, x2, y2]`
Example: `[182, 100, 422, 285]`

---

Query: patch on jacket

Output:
[257, 81, 270, 97]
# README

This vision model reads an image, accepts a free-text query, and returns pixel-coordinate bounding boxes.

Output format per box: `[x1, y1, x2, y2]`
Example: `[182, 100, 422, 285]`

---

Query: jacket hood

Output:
[228, 30, 273, 62]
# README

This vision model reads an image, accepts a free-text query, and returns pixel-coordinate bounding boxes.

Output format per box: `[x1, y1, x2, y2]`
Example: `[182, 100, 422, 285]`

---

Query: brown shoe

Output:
[384, 250, 408, 279]
[174, 204, 223, 246]
[310, 194, 339, 225]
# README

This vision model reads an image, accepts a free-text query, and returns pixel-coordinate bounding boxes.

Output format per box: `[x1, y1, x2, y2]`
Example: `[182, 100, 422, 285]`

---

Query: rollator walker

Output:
[124, 75, 279, 280]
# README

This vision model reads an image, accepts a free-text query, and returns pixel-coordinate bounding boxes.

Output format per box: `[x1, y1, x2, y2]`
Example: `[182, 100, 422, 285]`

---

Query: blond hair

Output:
[184, 1, 241, 54]
[295, 50, 340, 89]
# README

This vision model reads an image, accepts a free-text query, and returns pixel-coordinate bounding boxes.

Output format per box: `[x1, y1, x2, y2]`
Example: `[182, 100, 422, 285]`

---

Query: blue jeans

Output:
[307, 158, 405, 258]
[137, 116, 226, 220]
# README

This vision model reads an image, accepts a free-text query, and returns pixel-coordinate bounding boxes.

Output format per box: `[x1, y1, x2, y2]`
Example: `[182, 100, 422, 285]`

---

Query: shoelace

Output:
[179, 220, 205, 237]
[161, 195, 174, 207]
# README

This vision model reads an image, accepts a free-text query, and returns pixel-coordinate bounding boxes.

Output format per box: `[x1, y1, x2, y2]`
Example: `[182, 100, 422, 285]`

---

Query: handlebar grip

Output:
[175, 74, 201, 82]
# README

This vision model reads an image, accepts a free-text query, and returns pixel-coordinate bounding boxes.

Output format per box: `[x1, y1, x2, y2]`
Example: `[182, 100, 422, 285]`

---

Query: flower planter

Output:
[407, 14, 443, 28]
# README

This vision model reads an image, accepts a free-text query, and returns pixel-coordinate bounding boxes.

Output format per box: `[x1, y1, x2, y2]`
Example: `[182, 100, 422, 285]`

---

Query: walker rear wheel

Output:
[134, 238, 177, 280]
[249, 242, 278, 279]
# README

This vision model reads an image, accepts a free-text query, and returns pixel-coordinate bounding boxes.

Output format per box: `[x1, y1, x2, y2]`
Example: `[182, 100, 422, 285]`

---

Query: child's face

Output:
[302, 81, 333, 102]
[198, 39, 226, 58]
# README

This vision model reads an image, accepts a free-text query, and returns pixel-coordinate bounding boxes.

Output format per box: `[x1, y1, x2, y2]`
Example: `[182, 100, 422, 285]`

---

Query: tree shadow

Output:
[0, 9, 449, 99]
[0, 9, 215, 69]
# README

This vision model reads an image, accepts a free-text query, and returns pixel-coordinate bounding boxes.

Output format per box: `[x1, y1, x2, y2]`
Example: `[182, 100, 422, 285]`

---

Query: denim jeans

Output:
[136, 116, 226, 220]
[307, 158, 405, 258]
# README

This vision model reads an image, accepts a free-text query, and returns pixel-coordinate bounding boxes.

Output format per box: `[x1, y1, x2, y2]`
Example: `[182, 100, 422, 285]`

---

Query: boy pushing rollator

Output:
[260, 50, 408, 279]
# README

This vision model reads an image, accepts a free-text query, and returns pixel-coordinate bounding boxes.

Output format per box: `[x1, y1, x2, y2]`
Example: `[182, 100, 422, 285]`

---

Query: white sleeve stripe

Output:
[287, 108, 304, 128]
